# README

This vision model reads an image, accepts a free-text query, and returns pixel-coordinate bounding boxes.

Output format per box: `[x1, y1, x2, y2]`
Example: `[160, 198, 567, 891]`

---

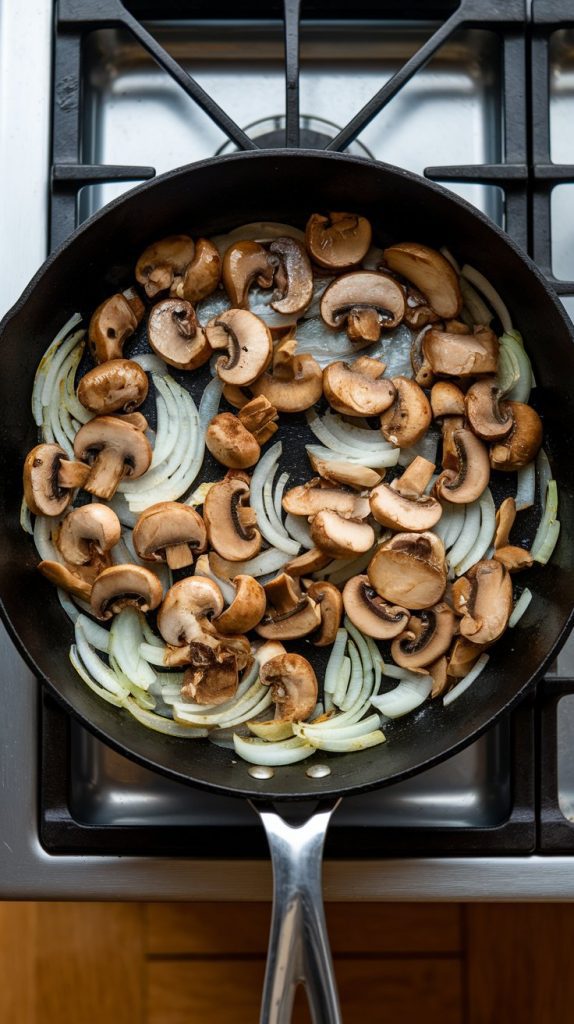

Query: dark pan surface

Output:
[1, 151, 574, 800]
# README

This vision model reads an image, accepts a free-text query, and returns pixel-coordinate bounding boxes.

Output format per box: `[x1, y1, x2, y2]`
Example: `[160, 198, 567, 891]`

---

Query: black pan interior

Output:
[1, 151, 573, 800]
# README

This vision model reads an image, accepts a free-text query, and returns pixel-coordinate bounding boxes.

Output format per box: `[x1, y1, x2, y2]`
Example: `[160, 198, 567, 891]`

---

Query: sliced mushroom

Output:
[323, 359, 395, 416]
[88, 290, 145, 364]
[493, 546, 534, 572]
[383, 242, 462, 318]
[133, 502, 207, 570]
[212, 575, 266, 635]
[237, 395, 279, 443]
[368, 532, 447, 611]
[267, 237, 313, 315]
[250, 336, 323, 412]
[465, 378, 513, 442]
[56, 504, 121, 565]
[147, 298, 211, 371]
[90, 564, 163, 620]
[458, 558, 513, 645]
[494, 496, 516, 549]
[451, 576, 472, 617]
[23, 443, 90, 516]
[157, 576, 224, 646]
[342, 574, 409, 639]
[115, 411, 148, 432]
[38, 561, 94, 602]
[77, 359, 149, 415]
[410, 323, 435, 388]
[203, 472, 261, 561]
[222, 240, 275, 308]
[305, 211, 372, 270]
[256, 573, 321, 640]
[283, 478, 369, 518]
[391, 456, 436, 498]
[171, 238, 221, 303]
[435, 429, 490, 504]
[206, 412, 261, 469]
[447, 637, 486, 679]
[403, 282, 441, 330]
[181, 648, 239, 706]
[135, 235, 196, 299]
[422, 325, 498, 377]
[429, 656, 449, 698]
[320, 271, 405, 343]
[307, 453, 383, 490]
[430, 381, 465, 420]
[304, 581, 343, 646]
[370, 478, 442, 533]
[489, 401, 543, 470]
[390, 603, 456, 670]
[379, 376, 432, 447]
[206, 308, 272, 386]
[73, 416, 152, 500]
[284, 547, 331, 576]
[311, 510, 375, 557]
[260, 652, 318, 722]
[440, 414, 465, 471]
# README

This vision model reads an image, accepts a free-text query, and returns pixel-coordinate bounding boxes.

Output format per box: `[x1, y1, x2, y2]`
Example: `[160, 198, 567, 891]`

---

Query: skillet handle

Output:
[251, 798, 342, 1024]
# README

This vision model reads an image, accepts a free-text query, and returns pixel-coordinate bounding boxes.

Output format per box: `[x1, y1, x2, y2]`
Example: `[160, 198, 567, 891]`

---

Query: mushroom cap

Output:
[430, 381, 466, 420]
[369, 482, 442, 532]
[282, 478, 369, 518]
[305, 212, 372, 270]
[422, 325, 499, 377]
[135, 235, 196, 298]
[88, 292, 144, 364]
[435, 428, 490, 504]
[305, 581, 343, 647]
[56, 504, 121, 565]
[380, 376, 432, 448]
[206, 309, 273, 386]
[465, 378, 513, 442]
[342, 574, 410, 639]
[383, 242, 462, 318]
[213, 575, 266, 635]
[307, 454, 383, 490]
[73, 415, 152, 500]
[489, 401, 543, 470]
[250, 338, 323, 413]
[320, 271, 405, 336]
[203, 472, 262, 562]
[205, 413, 261, 469]
[323, 359, 396, 417]
[368, 532, 447, 611]
[403, 282, 441, 330]
[133, 502, 207, 566]
[390, 603, 456, 670]
[310, 510, 375, 557]
[23, 443, 82, 516]
[90, 564, 163, 620]
[222, 240, 275, 308]
[77, 359, 149, 415]
[259, 653, 318, 722]
[147, 298, 211, 371]
[256, 573, 321, 640]
[171, 237, 221, 304]
[157, 576, 225, 646]
[268, 237, 314, 315]
[459, 558, 513, 645]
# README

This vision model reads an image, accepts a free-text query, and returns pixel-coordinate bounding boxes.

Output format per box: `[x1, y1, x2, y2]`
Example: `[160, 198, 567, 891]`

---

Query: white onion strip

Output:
[32, 313, 82, 425]
[531, 479, 559, 563]
[509, 588, 533, 627]
[321, 412, 395, 452]
[324, 629, 348, 695]
[233, 733, 315, 766]
[371, 675, 432, 718]
[284, 513, 314, 549]
[209, 547, 288, 579]
[461, 264, 513, 333]
[447, 500, 481, 570]
[250, 442, 300, 554]
[454, 488, 496, 577]
[443, 654, 489, 706]
[515, 461, 536, 511]
[306, 443, 400, 470]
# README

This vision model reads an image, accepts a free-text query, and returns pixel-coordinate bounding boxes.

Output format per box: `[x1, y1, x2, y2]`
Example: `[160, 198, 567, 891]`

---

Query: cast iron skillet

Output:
[1, 151, 574, 1022]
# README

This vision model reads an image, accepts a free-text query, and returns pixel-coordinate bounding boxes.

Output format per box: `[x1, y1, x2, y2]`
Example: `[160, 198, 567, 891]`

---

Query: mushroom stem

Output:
[57, 459, 91, 490]
[165, 542, 194, 570]
[84, 450, 127, 501]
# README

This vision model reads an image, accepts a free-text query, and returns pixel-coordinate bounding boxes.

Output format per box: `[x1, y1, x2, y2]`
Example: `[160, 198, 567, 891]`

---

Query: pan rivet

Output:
[306, 764, 331, 779]
[248, 765, 275, 780]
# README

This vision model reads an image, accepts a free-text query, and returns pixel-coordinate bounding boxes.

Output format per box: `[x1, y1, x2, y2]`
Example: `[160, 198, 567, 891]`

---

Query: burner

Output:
[215, 115, 373, 158]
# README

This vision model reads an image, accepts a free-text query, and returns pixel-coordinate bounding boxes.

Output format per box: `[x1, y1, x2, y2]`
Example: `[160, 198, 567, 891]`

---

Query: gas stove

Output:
[3, 0, 574, 898]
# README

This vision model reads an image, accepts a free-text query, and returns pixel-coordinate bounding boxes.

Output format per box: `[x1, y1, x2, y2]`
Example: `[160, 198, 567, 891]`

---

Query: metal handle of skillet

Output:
[252, 798, 342, 1024]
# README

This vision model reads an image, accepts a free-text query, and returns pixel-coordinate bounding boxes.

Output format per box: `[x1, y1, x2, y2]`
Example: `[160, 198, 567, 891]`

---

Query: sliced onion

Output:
[321, 412, 395, 452]
[324, 628, 348, 695]
[139, 642, 166, 666]
[210, 547, 288, 579]
[370, 675, 432, 718]
[365, 637, 383, 696]
[106, 493, 138, 528]
[339, 639, 364, 711]
[297, 713, 381, 742]
[58, 588, 80, 624]
[332, 654, 352, 709]
[125, 698, 207, 737]
[33, 515, 60, 562]
[536, 448, 552, 502]
[130, 353, 169, 375]
[397, 427, 439, 467]
[454, 488, 496, 577]
[459, 276, 493, 326]
[110, 608, 156, 690]
[509, 587, 533, 628]
[75, 623, 129, 698]
[442, 502, 466, 551]
[211, 221, 306, 257]
[439, 246, 461, 275]
[263, 463, 292, 543]
[193, 559, 236, 605]
[284, 512, 314, 549]
[32, 315, 83, 424]
[250, 442, 300, 554]
[69, 645, 127, 708]
[273, 472, 289, 525]
[443, 653, 489, 706]
[199, 376, 223, 432]
[501, 333, 532, 404]
[306, 443, 400, 470]
[233, 732, 316, 766]
[447, 500, 481, 570]
[20, 497, 33, 535]
[298, 728, 385, 753]
[321, 547, 377, 586]
[531, 479, 559, 562]
[532, 518, 560, 565]
[380, 660, 409, 680]
[461, 264, 513, 333]
[75, 613, 110, 653]
[515, 462, 536, 511]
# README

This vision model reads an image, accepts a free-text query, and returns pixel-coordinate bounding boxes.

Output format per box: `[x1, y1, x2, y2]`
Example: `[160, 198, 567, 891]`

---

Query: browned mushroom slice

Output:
[77, 358, 149, 415]
[305, 212, 372, 270]
[283, 547, 331, 576]
[56, 504, 121, 565]
[268, 237, 313, 315]
[451, 576, 472, 617]
[493, 546, 534, 572]
[368, 532, 447, 611]
[493, 496, 516, 549]
[73, 416, 152, 500]
[136, 235, 196, 299]
[307, 453, 383, 490]
[323, 359, 395, 417]
[391, 456, 435, 498]
[440, 415, 465, 472]
[157, 576, 224, 646]
[222, 240, 276, 308]
[181, 649, 239, 706]
[447, 637, 487, 679]
[133, 502, 207, 570]
[212, 575, 266, 635]
[465, 378, 513, 442]
[283, 478, 369, 518]
[430, 381, 466, 420]
[206, 309, 272, 386]
[369, 479, 442, 533]
[88, 290, 145, 364]
[429, 656, 449, 698]
[305, 581, 343, 647]
[458, 558, 513, 645]
[38, 560, 94, 602]
[203, 472, 261, 561]
[410, 323, 435, 388]
[342, 574, 409, 639]
[435, 429, 490, 504]
[383, 242, 462, 318]
[403, 283, 441, 330]
[256, 573, 321, 641]
[320, 271, 405, 343]
[237, 394, 278, 434]
[311, 510, 375, 557]
[379, 376, 432, 448]
[23, 443, 90, 516]
[171, 238, 221, 304]
[422, 325, 499, 377]
[250, 336, 323, 413]
[260, 652, 318, 722]
[90, 564, 163, 620]
[147, 298, 211, 371]
[489, 401, 543, 470]
[390, 603, 456, 670]
[205, 412, 261, 469]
